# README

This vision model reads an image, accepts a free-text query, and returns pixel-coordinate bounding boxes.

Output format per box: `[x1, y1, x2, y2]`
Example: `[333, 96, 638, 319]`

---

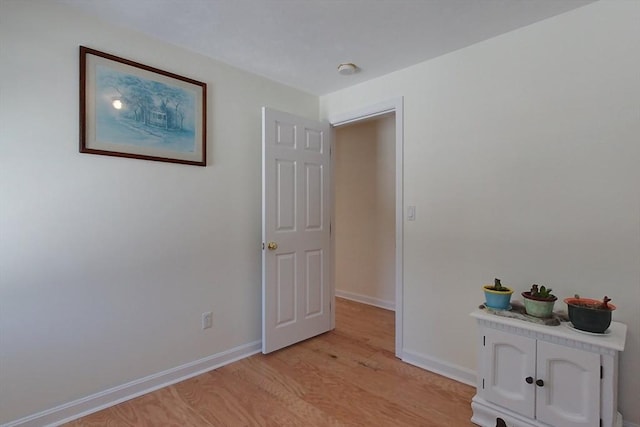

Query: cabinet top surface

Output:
[470, 309, 627, 351]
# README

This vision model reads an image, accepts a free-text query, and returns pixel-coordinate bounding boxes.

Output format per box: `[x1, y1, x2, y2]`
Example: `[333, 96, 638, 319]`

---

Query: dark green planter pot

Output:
[564, 297, 616, 333]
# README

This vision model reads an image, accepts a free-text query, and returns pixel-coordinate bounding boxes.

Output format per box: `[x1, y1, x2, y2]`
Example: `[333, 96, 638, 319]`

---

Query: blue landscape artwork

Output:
[95, 65, 197, 153]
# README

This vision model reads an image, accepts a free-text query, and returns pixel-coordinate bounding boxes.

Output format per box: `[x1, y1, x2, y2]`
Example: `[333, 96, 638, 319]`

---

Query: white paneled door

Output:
[262, 107, 332, 354]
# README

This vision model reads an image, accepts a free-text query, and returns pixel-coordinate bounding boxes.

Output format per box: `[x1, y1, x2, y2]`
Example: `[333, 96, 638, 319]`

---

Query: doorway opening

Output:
[329, 98, 404, 357]
[333, 113, 396, 310]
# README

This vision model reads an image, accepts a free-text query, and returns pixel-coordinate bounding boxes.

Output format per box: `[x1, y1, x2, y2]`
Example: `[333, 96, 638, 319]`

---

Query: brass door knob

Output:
[267, 242, 278, 250]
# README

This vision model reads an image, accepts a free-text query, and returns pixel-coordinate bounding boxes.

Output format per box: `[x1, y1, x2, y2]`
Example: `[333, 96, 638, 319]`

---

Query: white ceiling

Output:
[59, 0, 595, 95]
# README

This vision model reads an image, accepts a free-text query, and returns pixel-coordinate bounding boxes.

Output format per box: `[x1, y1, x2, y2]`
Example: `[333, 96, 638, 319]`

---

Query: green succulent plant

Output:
[529, 284, 555, 299]
[490, 278, 510, 292]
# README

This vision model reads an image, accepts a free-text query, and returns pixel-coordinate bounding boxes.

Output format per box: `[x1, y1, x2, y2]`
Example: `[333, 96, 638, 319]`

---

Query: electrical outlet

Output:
[201, 311, 213, 330]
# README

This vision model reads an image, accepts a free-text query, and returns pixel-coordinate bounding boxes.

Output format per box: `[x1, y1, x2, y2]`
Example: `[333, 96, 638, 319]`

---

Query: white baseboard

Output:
[623, 421, 639, 427]
[2, 340, 262, 427]
[335, 290, 395, 311]
[401, 348, 476, 387]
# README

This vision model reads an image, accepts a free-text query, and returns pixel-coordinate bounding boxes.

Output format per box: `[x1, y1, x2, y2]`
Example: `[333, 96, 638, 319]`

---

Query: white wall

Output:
[322, 1, 640, 424]
[334, 115, 396, 309]
[2, 1, 639, 425]
[0, 1, 318, 424]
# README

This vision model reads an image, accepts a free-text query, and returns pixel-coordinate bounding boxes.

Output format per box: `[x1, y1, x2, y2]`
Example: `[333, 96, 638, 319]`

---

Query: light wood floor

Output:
[65, 298, 475, 426]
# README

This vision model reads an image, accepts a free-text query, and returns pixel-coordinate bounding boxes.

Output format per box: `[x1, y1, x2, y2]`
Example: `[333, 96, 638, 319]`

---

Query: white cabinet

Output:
[470, 310, 626, 427]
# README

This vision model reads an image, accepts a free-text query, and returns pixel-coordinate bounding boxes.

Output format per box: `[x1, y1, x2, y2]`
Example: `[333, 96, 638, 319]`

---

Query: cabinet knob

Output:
[536, 379, 544, 387]
[525, 376, 533, 384]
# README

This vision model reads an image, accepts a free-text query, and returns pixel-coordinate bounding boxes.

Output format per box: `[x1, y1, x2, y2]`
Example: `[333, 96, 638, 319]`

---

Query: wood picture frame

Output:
[80, 46, 207, 166]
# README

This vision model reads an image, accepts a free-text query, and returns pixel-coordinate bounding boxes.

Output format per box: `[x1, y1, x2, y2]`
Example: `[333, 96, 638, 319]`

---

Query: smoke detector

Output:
[337, 63, 358, 75]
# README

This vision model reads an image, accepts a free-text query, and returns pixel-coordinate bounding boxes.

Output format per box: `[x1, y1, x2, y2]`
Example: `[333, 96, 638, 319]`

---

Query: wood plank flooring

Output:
[65, 298, 475, 426]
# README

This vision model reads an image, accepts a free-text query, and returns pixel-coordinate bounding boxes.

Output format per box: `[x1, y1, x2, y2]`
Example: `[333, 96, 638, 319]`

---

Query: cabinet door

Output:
[536, 340, 600, 427]
[483, 329, 536, 418]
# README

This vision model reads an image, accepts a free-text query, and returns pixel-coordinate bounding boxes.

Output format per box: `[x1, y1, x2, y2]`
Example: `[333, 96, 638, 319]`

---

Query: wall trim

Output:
[2, 341, 262, 427]
[401, 348, 476, 387]
[336, 291, 395, 311]
[623, 421, 639, 427]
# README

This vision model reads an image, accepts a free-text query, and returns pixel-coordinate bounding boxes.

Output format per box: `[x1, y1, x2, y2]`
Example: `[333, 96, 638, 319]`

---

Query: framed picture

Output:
[80, 46, 207, 166]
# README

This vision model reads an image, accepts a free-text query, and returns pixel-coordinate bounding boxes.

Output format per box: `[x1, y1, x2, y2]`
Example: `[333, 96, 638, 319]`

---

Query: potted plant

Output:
[522, 284, 557, 318]
[564, 295, 616, 333]
[483, 278, 513, 310]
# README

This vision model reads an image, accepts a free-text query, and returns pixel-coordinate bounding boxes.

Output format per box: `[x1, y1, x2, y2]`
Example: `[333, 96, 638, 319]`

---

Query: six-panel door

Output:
[262, 107, 332, 354]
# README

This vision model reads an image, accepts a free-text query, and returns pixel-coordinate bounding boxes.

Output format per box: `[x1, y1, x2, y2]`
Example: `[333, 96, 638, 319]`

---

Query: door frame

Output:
[328, 97, 404, 358]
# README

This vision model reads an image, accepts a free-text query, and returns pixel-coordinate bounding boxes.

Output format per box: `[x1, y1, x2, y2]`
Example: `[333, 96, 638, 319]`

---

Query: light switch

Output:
[407, 206, 416, 221]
